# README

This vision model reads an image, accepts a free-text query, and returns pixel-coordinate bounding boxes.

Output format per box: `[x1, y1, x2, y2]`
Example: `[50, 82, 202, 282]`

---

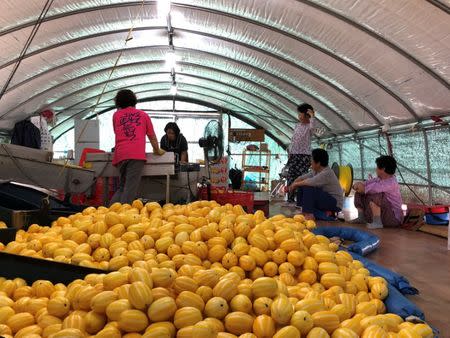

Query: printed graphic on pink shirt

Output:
[119, 111, 142, 141]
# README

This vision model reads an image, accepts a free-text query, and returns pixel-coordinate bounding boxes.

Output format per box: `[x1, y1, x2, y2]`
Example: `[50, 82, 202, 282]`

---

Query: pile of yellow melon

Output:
[0, 200, 433, 337]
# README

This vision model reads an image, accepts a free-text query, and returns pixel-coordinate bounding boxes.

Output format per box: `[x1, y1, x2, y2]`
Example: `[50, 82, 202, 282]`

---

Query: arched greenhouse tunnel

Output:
[0, 0, 449, 336]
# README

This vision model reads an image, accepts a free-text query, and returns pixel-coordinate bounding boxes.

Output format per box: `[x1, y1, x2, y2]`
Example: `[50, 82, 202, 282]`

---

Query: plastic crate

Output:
[198, 187, 254, 213]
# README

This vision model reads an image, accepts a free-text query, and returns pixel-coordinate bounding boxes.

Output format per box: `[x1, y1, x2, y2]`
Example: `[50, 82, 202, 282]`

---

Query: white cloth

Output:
[30, 116, 53, 151]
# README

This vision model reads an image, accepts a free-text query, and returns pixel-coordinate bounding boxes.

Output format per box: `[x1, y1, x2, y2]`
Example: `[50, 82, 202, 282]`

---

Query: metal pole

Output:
[359, 139, 365, 180]
[338, 142, 342, 166]
[422, 130, 433, 205]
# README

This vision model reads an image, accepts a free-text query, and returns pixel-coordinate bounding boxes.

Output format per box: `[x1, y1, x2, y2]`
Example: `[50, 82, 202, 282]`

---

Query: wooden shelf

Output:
[243, 166, 270, 173]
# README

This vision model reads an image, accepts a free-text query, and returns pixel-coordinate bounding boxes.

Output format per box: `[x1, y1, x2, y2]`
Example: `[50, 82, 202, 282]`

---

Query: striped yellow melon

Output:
[205, 297, 229, 319]
[108, 255, 129, 270]
[331, 304, 352, 322]
[62, 313, 85, 332]
[371, 299, 387, 315]
[7, 312, 35, 333]
[351, 274, 369, 292]
[291, 310, 314, 335]
[173, 276, 199, 294]
[319, 262, 340, 275]
[224, 311, 254, 335]
[332, 328, 359, 338]
[193, 269, 220, 288]
[73, 285, 101, 310]
[253, 297, 272, 316]
[362, 325, 388, 338]
[370, 283, 389, 300]
[90, 291, 118, 314]
[252, 314, 275, 338]
[147, 296, 177, 322]
[14, 324, 42, 338]
[47, 296, 70, 318]
[176, 291, 205, 311]
[312, 311, 340, 334]
[42, 323, 62, 338]
[37, 314, 61, 329]
[213, 278, 238, 302]
[274, 326, 301, 338]
[360, 316, 390, 331]
[280, 238, 303, 252]
[151, 268, 177, 287]
[356, 302, 378, 316]
[191, 320, 217, 338]
[143, 326, 172, 338]
[0, 324, 11, 335]
[118, 309, 149, 332]
[303, 256, 319, 272]
[315, 251, 336, 264]
[0, 306, 15, 324]
[251, 277, 278, 299]
[105, 299, 132, 321]
[271, 295, 294, 325]
[103, 271, 128, 290]
[306, 327, 330, 338]
[50, 328, 84, 338]
[295, 298, 326, 315]
[128, 281, 153, 310]
[84, 310, 107, 335]
[412, 323, 433, 338]
[321, 273, 346, 289]
[230, 294, 252, 313]
[32, 280, 54, 298]
[336, 251, 353, 266]
[174, 307, 203, 329]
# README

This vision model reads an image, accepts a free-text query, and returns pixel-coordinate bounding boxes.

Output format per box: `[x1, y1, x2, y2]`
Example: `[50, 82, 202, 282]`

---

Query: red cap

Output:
[40, 109, 54, 120]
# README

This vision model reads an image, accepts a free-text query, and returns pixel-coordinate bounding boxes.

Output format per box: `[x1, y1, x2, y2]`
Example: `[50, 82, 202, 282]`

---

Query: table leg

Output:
[166, 175, 170, 204]
[103, 177, 109, 206]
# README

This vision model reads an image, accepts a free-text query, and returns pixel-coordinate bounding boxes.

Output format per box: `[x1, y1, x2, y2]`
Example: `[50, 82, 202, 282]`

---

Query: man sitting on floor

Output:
[352, 155, 403, 229]
[289, 148, 343, 220]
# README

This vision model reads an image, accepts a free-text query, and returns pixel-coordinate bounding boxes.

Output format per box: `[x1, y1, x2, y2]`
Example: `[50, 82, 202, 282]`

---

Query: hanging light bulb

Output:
[158, 0, 171, 17]
[165, 50, 177, 69]
[170, 82, 178, 96]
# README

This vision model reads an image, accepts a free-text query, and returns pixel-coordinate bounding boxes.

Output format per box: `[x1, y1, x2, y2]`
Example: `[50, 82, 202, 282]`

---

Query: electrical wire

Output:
[0, 0, 55, 102]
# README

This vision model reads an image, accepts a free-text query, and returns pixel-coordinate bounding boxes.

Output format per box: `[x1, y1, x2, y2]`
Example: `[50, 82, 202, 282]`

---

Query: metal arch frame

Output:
[53, 92, 289, 148]
[1, 1, 446, 115]
[5, 46, 351, 131]
[7, 58, 343, 133]
[47, 78, 294, 139]
[0, 26, 385, 126]
[424, 0, 450, 14]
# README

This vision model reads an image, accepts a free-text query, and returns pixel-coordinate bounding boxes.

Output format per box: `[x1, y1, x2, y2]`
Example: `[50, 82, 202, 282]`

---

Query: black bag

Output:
[10, 119, 41, 149]
[229, 168, 243, 190]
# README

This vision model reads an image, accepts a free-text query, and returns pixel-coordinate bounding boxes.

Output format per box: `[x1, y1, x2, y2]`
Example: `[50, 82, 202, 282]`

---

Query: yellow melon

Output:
[271, 295, 294, 325]
[224, 311, 254, 335]
[147, 296, 177, 322]
[118, 309, 149, 332]
[252, 314, 275, 338]
[174, 307, 203, 329]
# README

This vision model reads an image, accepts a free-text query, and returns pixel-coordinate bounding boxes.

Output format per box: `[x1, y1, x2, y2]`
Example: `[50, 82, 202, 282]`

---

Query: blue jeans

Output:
[297, 186, 340, 214]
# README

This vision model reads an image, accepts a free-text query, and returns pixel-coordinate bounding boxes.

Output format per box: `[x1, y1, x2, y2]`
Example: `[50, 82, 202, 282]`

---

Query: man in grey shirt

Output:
[289, 148, 343, 220]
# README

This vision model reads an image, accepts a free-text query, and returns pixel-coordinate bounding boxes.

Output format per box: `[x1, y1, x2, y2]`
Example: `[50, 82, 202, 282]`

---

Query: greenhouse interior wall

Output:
[52, 98, 450, 206]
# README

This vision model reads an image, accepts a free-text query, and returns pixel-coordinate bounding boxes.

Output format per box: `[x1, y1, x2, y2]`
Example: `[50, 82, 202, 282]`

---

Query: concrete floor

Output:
[270, 201, 450, 335]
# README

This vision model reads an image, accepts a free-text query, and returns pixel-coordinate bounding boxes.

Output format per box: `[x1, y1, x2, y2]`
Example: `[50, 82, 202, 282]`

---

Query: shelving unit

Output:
[241, 148, 271, 191]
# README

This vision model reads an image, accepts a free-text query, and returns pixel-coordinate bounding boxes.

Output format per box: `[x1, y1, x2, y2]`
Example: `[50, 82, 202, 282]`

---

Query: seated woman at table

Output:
[160, 122, 189, 163]
[289, 148, 343, 220]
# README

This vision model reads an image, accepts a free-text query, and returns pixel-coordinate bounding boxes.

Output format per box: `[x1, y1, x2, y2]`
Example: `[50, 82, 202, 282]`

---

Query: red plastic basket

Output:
[198, 187, 254, 213]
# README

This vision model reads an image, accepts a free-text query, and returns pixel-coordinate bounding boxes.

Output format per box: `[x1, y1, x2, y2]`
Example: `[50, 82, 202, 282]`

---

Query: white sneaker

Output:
[366, 222, 383, 229]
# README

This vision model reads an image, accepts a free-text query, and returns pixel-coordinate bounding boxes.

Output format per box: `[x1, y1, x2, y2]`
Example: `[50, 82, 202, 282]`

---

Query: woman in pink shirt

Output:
[110, 89, 164, 204]
[352, 155, 403, 229]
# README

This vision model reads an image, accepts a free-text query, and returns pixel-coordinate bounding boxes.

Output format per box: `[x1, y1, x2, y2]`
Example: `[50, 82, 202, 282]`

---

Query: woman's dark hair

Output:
[312, 148, 329, 167]
[164, 122, 181, 136]
[297, 103, 314, 117]
[114, 89, 137, 109]
[376, 155, 397, 175]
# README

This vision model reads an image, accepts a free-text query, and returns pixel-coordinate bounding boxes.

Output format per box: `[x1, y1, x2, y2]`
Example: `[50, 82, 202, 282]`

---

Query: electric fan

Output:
[198, 120, 224, 166]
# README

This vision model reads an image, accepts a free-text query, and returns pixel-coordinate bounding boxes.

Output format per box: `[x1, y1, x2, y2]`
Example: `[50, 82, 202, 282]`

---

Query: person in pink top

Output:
[352, 155, 404, 229]
[110, 89, 164, 204]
